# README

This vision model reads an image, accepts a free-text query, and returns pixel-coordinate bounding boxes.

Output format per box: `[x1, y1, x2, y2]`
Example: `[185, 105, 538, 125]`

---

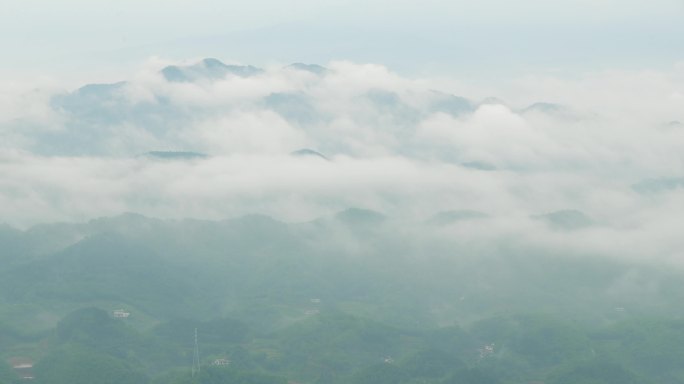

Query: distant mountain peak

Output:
[334, 208, 386, 224]
[161, 58, 264, 82]
[632, 177, 684, 194]
[75, 81, 127, 95]
[427, 91, 474, 117]
[201, 57, 227, 68]
[286, 63, 328, 75]
[662, 120, 683, 130]
[534, 209, 593, 230]
[461, 161, 497, 171]
[522, 102, 565, 113]
[427, 210, 488, 225]
[478, 97, 507, 106]
[290, 148, 328, 160]
[520, 102, 581, 120]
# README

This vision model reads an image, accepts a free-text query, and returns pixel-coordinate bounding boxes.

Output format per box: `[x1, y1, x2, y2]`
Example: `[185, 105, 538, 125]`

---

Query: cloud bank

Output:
[1, 58, 684, 262]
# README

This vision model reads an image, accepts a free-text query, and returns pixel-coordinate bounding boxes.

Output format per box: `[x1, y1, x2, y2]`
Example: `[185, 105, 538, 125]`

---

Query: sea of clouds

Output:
[1, 58, 683, 262]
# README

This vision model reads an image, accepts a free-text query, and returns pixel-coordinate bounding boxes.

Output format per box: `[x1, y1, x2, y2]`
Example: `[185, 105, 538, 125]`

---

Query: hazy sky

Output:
[2, 0, 683, 78]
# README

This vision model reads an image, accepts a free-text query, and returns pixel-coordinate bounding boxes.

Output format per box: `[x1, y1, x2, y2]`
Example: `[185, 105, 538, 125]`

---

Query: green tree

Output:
[547, 360, 642, 384]
[33, 345, 148, 384]
[442, 368, 500, 384]
[401, 348, 465, 379]
[350, 363, 409, 384]
[0, 360, 18, 384]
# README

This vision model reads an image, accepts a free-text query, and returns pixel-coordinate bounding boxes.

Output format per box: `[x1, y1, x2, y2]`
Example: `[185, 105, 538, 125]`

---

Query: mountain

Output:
[534, 209, 594, 230]
[520, 102, 582, 120]
[161, 58, 264, 82]
[51, 82, 130, 122]
[263, 92, 322, 126]
[461, 161, 497, 171]
[427, 210, 488, 225]
[290, 148, 328, 160]
[521, 102, 566, 114]
[478, 97, 507, 106]
[333, 208, 386, 225]
[3, 213, 684, 383]
[285, 63, 327, 75]
[427, 91, 475, 117]
[632, 177, 684, 194]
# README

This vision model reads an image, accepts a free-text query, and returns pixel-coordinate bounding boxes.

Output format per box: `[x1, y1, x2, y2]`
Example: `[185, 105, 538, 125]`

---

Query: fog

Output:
[3, 54, 684, 384]
[0, 59, 682, 268]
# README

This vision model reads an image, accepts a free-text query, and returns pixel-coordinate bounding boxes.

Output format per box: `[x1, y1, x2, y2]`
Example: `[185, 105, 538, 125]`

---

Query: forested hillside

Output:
[2, 212, 684, 383]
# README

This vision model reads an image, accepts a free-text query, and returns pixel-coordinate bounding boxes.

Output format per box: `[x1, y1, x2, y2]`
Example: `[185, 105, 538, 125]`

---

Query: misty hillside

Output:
[2, 57, 684, 384]
[2, 212, 684, 383]
[4, 212, 683, 329]
[3, 1, 684, 383]
[18, 57, 588, 159]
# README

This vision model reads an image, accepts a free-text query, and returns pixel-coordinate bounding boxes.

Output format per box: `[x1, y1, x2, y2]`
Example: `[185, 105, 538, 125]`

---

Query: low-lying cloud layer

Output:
[1, 58, 683, 262]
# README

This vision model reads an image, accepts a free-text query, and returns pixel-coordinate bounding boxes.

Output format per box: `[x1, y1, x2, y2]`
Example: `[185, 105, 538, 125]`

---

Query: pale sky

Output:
[2, 0, 683, 77]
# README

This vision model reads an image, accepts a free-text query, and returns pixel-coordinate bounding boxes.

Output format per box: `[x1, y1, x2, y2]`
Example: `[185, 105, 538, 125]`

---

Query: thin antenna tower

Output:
[192, 328, 201, 377]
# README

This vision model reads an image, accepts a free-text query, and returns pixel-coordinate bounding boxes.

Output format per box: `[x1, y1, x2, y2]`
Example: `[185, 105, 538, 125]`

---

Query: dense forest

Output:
[2, 211, 684, 384]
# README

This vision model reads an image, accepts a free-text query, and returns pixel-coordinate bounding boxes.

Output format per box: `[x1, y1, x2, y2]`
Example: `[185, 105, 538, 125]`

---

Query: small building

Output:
[9, 358, 34, 380]
[478, 343, 495, 359]
[112, 309, 131, 318]
[212, 359, 231, 366]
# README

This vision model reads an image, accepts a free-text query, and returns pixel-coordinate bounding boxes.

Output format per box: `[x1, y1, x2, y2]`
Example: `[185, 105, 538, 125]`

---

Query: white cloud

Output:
[1, 59, 684, 264]
[186, 111, 310, 154]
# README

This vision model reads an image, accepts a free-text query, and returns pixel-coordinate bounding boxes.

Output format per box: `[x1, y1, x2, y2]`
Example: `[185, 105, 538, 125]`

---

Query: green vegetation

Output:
[0, 360, 18, 384]
[34, 346, 148, 384]
[2, 213, 684, 383]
